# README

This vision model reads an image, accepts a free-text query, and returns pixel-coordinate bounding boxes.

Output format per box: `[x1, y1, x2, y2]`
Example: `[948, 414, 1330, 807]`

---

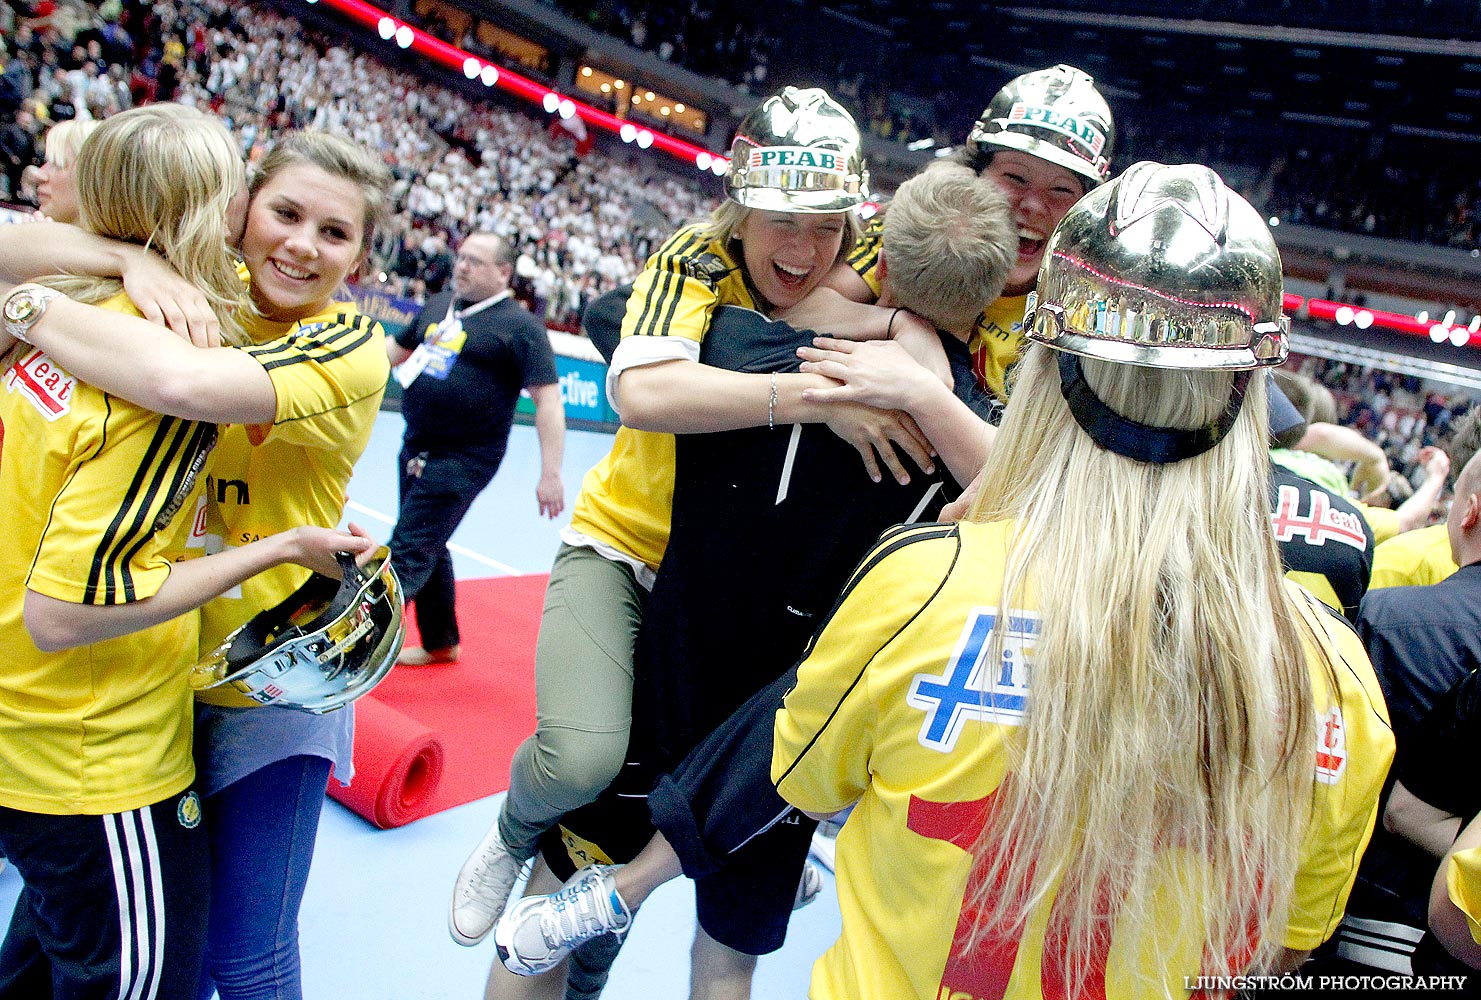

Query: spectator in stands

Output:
[0, 106, 39, 202]
[30, 117, 96, 221]
[1372, 411, 1481, 590]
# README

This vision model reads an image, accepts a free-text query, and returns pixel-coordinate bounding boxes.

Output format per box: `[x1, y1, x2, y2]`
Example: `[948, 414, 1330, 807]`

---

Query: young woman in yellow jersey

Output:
[774, 163, 1394, 999]
[0, 106, 373, 1000]
[449, 87, 937, 985]
[0, 130, 393, 1000]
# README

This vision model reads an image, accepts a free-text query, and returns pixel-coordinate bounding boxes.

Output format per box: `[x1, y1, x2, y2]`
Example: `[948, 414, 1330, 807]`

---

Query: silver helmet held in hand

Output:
[726, 86, 869, 213]
[1025, 160, 1289, 371]
[967, 64, 1115, 189]
[190, 546, 405, 714]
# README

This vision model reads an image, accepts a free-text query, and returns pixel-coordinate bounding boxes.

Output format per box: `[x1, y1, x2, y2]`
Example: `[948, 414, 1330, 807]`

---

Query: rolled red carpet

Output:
[329, 695, 445, 828]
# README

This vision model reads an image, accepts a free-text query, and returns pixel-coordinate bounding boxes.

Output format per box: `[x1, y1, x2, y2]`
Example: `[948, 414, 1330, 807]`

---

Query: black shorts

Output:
[539, 773, 817, 957]
[0, 788, 210, 1000]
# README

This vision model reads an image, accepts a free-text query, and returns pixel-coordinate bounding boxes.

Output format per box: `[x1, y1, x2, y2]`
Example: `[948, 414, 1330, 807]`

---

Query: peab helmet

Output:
[968, 64, 1115, 189]
[725, 86, 869, 213]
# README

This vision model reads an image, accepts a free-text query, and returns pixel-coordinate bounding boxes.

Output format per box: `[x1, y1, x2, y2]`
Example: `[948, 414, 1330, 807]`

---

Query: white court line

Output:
[344, 499, 526, 576]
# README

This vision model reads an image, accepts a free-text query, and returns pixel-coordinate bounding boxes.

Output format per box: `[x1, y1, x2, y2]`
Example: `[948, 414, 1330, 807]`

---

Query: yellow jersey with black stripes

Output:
[774, 520, 1392, 999]
[848, 216, 1029, 407]
[846, 214, 886, 296]
[0, 293, 216, 815]
[568, 224, 757, 570]
[195, 302, 389, 705]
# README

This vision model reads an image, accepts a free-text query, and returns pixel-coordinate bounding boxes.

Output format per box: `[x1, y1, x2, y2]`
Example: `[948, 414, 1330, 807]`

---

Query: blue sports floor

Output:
[0, 412, 841, 999]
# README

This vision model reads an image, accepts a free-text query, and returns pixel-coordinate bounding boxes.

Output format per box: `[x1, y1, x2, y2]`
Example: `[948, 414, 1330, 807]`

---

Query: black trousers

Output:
[0, 790, 210, 1000]
[389, 443, 502, 650]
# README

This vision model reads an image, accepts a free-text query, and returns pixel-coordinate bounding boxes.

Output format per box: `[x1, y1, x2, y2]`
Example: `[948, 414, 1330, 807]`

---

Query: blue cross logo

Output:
[907, 607, 1038, 752]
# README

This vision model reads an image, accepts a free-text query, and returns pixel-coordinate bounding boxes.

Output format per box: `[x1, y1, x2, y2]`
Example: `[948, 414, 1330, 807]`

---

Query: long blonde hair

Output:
[45, 104, 249, 345]
[964, 344, 1322, 984]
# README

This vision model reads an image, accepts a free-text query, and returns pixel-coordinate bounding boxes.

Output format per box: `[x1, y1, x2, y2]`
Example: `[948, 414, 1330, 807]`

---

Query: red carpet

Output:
[329, 574, 546, 828]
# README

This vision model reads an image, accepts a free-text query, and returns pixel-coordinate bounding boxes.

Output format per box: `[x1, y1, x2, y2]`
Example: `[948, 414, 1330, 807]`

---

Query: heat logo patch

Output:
[907, 608, 1039, 752]
[1271, 484, 1368, 551]
[5, 349, 75, 420]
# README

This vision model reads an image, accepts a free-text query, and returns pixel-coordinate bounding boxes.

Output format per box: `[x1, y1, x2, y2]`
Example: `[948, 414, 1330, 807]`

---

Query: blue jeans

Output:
[197, 755, 330, 1000]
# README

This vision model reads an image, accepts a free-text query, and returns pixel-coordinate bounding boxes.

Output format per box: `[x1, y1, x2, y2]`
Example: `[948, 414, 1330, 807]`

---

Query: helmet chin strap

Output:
[1056, 352, 1250, 465]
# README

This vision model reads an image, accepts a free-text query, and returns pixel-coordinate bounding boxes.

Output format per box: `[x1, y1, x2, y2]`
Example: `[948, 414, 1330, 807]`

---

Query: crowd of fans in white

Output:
[0, 0, 1475, 461]
[0, 0, 718, 326]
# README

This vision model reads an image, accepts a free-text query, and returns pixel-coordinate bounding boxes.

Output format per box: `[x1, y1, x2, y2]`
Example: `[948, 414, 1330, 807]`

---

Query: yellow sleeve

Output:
[241, 312, 390, 449]
[773, 524, 959, 815]
[620, 226, 723, 347]
[31, 408, 213, 606]
[1284, 595, 1395, 950]
[1447, 846, 1481, 946]
[1356, 502, 1401, 546]
[845, 216, 884, 297]
[1369, 524, 1457, 590]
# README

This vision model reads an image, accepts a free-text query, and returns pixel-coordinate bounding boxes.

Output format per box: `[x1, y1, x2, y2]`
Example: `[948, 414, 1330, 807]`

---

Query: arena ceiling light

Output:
[1294, 293, 1477, 351]
[311, 0, 727, 172]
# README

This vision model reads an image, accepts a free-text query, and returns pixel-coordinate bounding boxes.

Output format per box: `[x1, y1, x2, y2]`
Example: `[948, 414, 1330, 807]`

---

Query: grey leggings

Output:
[498, 543, 645, 854]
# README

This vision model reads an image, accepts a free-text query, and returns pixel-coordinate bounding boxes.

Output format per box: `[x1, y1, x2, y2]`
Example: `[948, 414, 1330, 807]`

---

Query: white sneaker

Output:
[495, 865, 632, 976]
[449, 822, 530, 947]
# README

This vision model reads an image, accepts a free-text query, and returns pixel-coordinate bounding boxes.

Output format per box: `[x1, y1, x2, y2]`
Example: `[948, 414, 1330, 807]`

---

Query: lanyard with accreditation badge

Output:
[394, 290, 511, 388]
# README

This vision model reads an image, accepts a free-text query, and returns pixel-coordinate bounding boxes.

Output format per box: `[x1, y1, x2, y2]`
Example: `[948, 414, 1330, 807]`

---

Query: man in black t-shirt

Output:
[385, 232, 565, 665]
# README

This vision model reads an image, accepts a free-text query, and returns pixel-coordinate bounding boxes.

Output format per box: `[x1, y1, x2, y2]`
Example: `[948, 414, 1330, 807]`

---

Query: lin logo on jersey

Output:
[1315, 705, 1347, 785]
[907, 608, 1039, 752]
[153, 426, 218, 533]
[5, 349, 75, 420]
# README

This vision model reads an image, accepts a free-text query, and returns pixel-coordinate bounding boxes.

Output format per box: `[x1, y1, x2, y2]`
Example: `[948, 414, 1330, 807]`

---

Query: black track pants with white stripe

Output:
[0, 789, 210, 1000]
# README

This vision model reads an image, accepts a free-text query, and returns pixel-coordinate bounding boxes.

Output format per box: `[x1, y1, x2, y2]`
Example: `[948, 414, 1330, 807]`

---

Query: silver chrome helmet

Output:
[1025, 160, 1288, 371]
[726, 86, 868, 213]
[190, 547, 405, 714]
[967, 65, 1114, 189]
[1024, 161, 1288, 464]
